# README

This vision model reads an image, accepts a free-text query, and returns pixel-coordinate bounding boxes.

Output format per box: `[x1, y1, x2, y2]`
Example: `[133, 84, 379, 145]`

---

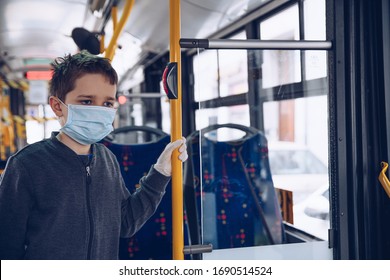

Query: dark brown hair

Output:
[49, 50, 118, 101]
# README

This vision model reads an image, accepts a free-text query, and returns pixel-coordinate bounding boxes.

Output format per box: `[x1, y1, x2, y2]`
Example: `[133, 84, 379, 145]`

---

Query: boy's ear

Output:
[49, 96, 63, 117]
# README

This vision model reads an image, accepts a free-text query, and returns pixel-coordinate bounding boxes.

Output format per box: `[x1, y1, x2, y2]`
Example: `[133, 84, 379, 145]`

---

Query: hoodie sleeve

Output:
[120, 166, 170, 238]
[0, 156, 34, 259]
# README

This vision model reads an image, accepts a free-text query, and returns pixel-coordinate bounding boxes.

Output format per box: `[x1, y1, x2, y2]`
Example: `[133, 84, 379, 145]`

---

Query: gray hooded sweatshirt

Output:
[0, 132, 170, 259]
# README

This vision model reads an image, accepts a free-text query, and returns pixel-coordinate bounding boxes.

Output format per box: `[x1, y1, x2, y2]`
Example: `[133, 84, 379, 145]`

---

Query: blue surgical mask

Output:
[59, 100, 117, 145]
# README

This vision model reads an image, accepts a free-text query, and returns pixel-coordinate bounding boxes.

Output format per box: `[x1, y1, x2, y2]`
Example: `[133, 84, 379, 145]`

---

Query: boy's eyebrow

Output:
[77, 94, 116, 101]
[76, 94, 95, 99]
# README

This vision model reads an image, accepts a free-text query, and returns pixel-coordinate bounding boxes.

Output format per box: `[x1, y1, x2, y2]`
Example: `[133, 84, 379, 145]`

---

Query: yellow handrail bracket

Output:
[378, 161, 390, 198]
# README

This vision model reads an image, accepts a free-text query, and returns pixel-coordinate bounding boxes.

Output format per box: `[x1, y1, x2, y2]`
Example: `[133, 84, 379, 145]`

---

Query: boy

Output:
[0, 51, 187, 259]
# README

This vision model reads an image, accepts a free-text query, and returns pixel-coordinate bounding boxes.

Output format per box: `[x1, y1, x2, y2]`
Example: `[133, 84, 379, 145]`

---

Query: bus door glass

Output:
[189, 0, 332, 260]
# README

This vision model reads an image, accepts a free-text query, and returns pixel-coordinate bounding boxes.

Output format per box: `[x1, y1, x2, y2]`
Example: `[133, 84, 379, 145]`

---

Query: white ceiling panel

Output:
[0, 0, 272, 81]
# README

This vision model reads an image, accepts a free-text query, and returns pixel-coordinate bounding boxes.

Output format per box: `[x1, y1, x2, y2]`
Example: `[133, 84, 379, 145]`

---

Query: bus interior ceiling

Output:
[2, 0, 390, 261]
[0, 0, 270, 89]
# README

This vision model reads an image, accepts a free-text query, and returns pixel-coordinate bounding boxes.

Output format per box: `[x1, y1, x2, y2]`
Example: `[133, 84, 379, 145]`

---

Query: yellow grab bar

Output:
[378, 161, 390, 198]
[105, 0, 134, 61]
[169, 0, 184, 260]
[100, 33, 105, 54]
[112, 5, 118, 31]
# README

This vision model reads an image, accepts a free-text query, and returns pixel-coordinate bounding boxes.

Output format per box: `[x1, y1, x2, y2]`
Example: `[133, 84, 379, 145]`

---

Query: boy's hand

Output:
[154, 137, 188, 177]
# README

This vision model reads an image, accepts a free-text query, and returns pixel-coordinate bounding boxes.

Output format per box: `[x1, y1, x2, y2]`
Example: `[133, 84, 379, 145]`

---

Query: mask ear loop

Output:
[56, 97, 68, 108]
[51, 97, 67, 122]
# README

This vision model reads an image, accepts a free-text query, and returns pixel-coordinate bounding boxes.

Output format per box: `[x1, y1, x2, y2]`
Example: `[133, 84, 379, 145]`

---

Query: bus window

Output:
[193, 31, 248, 102]
[193, 50, 219, 102]
[304, 0, 327, 80]
[257, 0, 329, 241]
[264, 96, 329, 240]
[195, 105, 250, 132]
[26, 104, 60, 144]
[260, 4, 301, 88]
[187, 0, 331, 260]
[219, 32, 248, 97]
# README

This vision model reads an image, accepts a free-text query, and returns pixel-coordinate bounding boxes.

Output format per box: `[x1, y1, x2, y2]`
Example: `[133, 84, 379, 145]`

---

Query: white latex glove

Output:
[154, 137, 188, 177]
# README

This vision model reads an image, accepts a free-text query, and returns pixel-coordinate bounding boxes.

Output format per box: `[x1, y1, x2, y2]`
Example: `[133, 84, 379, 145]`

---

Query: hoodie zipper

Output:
[85, 165, 94, 259]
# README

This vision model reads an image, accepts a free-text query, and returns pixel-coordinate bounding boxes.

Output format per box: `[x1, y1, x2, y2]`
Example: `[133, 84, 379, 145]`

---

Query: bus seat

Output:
[101, 126, 189, 260]
[184, 124, 285, 251]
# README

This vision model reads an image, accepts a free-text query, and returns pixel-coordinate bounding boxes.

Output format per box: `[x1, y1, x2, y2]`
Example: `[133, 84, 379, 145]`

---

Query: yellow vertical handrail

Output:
[112, 5, 118, 31]
[105, 0, 134, 61]
[100, 33, 105, 54]
[170, 0, 184, 260]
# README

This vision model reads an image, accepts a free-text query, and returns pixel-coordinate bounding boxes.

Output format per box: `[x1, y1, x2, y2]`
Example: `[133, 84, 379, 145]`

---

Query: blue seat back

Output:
[102, 126, 187, 259]
[184, 124, 285, 250]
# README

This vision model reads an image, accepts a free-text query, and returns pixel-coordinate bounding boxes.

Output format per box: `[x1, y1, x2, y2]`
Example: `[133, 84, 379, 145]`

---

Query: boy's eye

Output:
[80, 100, 92, 105]
[103, 101, 114, 108]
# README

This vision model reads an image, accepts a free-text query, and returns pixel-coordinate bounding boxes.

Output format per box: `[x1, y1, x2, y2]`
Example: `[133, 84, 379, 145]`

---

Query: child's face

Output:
[59, 73, 117, 126]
